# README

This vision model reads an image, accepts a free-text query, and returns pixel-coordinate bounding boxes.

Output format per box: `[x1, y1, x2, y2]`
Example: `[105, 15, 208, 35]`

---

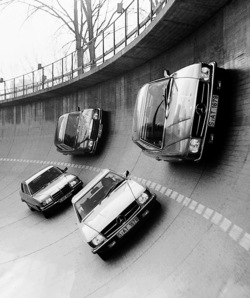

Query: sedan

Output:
[132, 62, 225, 162]
[54, 108, 103, 155]
[20, 165, 83, 218]
[72, 169, 157, 260]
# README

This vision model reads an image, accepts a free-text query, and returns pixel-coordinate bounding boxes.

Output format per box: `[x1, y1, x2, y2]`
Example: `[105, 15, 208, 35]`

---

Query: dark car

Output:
[72, 169, 157, 260]
[20, 165, 83, 218]
[54, 108, 103, 155]
[132, 62, 225, 162]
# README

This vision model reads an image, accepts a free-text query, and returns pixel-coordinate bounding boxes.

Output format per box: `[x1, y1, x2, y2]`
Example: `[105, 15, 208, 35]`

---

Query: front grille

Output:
[101, 201, 139, 238]
[192, 82, 210, 138]
[90, 119, 100, 140]
[52, 184, 71, 201]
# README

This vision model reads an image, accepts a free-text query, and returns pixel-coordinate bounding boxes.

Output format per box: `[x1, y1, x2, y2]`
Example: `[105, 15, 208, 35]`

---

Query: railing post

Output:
[41, 67, 44, 89]
[113, 22, 116, 55]
[150, 0, 153, 20]
[137, 0, 140, 35]
[52, 63, 54, 86]
[125, 8, 128, 46]
[102, 31, 105, 63]
[62, 58, 64, 82]
[71, 53, 74, 79]
[14, 78, 16, 98]
[32, 71, 34, 93]
[23, 75, 25, 95]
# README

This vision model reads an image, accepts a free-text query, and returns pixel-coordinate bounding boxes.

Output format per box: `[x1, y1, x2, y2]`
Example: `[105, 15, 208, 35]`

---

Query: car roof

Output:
[72, 168, 110, 204]
[22, 165, 55, 184]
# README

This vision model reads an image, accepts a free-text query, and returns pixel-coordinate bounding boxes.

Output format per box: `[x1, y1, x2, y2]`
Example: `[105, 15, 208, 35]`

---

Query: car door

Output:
[22, 183, 38, 209]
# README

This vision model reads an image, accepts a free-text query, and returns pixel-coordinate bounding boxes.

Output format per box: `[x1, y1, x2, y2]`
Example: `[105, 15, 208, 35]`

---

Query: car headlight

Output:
[93, 111, 99, 120]
[189, 138, 201, 154]
[200, 67, 210, 81]
[42, 197, 53, 206]
[136, 191, 150, 205]
[87, 140, 94, 149]
[69, 179, 79, 187]
[91, 234, 106, 247]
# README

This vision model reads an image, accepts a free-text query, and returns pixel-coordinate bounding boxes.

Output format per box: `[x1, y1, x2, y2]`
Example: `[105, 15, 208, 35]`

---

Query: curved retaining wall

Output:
[0, 0, 250, 297]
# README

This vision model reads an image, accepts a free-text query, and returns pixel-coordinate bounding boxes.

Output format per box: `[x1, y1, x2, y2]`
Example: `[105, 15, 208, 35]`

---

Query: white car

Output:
[20, 166, 83, 218]
[72, 169, 157, 260]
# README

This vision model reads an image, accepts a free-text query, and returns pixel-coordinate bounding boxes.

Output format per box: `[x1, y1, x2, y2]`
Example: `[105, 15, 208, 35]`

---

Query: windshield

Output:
[74, 172, 124, 222]
[28, 167, 62, 194]
[64, 112, 80, 148]
[138, 79, 171, 147]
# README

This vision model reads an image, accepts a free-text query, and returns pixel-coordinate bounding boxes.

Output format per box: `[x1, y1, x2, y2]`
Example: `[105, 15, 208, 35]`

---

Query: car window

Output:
[74, 173, 124, 221]
[28, 167, 62, 195]
[64, 113, 80, 148]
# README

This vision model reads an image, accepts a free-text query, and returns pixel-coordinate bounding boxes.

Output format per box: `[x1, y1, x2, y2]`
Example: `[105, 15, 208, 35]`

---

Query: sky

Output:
[0, 1, 74, 80]
[0, 0, 148, 81]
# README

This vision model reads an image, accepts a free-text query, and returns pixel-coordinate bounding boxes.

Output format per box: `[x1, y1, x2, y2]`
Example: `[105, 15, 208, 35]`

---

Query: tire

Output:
[43, 210, 51, 219]
[27, 204, 35, 211]
[97, 251, 109, 261]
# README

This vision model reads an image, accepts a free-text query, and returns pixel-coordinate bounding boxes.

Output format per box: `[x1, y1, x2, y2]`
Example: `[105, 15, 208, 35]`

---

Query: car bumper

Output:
[91, 193, 157, 254]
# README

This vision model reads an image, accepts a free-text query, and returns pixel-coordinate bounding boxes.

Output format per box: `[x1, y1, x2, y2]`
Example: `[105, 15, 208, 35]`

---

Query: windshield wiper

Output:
[165, 77, 173, 118]
[104, 180, 124, 198]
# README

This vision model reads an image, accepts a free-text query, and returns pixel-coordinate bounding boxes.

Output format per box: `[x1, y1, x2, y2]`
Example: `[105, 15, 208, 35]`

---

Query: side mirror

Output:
[164, 69, 170, 77]
[123, 170, 130, 178]
[63, 167, 68, 172]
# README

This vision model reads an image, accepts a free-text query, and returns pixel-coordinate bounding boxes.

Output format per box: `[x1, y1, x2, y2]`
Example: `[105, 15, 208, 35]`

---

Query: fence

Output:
[0, 0, 167, 102]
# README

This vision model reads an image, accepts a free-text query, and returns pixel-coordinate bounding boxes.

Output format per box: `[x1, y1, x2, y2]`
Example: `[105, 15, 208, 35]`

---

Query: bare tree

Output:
[0, 0, 120, 71]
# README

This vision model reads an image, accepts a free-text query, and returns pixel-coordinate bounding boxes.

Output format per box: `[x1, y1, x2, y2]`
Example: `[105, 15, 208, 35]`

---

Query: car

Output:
[72, 169, 157, 260]
[20, 165, 83, 218]
[54, 108, 103, 155]
[132, 61, 225, 162]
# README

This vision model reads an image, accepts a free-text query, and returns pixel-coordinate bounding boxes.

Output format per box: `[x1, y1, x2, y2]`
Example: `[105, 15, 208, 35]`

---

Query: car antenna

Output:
[125, 172, 136, 200]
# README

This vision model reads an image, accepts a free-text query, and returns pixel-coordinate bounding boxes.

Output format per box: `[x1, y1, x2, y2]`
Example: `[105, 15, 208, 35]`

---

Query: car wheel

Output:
[43, 210, 51, 219]
[97, 251, 109, 261]
[27, 204, 35, 211]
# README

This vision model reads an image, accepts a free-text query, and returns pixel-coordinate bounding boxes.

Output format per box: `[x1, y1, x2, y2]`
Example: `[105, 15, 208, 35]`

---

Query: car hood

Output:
[79, 180, 145, 242]
[163, 76, 199, 147]
[34, 174, 74, 202]
[77, 109, 94, 144]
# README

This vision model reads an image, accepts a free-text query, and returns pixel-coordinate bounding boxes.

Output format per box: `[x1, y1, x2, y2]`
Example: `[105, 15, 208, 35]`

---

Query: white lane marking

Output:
[189, 200, 198, 210]
[239, 233, 250, 251]
[2, 157, 250, 253]
[195, 203, 205, 215]
[176, 194, 184, 203]
[165, 188, 172, 196]
[170, 191, 178, 200]
[160, 186, 167, 194]
[211, 212, 223, 225]
[203, 208, 214, 220]
[220, 218, 232, 232]
[229, 224, 243, 241]
[182, 197, 191, 206]
[155, 184, 161, 191]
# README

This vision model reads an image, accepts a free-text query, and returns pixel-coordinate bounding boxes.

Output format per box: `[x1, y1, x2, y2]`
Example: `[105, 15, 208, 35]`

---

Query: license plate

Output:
[117, 217, 139, 238]
[208, 95, 219, 127]
[98, 124, 103, 137]
[59, 192, 71, 203]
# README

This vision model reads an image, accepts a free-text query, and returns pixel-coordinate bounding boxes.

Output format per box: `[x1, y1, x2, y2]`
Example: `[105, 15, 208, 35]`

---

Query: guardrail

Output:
[0, 0, 167, 102]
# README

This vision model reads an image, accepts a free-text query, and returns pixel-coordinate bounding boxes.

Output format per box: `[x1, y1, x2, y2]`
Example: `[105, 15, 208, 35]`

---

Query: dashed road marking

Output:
[1, 156, 250, 253]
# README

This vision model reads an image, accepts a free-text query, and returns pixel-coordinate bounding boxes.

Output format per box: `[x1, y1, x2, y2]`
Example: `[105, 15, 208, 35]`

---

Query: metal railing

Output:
[0, 0, 167, 102]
